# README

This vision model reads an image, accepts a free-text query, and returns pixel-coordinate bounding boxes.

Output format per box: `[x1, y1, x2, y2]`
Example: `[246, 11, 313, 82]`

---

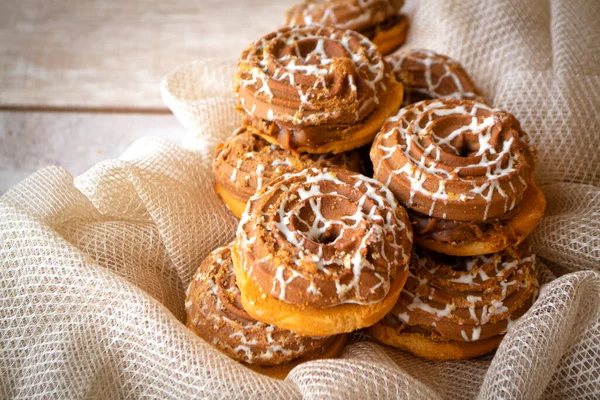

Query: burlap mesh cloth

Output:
[1, 0, 599, 398]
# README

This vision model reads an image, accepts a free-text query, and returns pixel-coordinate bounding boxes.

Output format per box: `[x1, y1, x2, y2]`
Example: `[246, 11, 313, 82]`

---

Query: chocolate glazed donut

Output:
[234, 25, 403, 154]
[185, 245, 347, 378]
[385, 49, 485, 105]
[213, 127, 364, 218]
[372, 99, 536, 221]
[285, 0, 404, 33]
[370, 99, 545, 255]
[367, 242, 539, 361]
[233, 167, 413, 336]
[283, 0, 409, 55]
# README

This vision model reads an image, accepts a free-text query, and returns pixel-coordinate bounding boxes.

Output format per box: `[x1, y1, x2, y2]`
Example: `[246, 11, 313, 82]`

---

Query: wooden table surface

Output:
[0, 0, 296, 193]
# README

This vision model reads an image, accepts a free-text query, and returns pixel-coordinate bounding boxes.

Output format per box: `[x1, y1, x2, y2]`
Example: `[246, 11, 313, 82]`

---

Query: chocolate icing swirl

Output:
[213, 127, 364, 202]
[371, 99, 536, 222]
[382, 243, 538, 342]
[185, 245, 329, 365]
[284, 0, 404, 33]
[236, 167, 413, 308]
[235, 25, 392, 150]
[385, 49, 485, 105]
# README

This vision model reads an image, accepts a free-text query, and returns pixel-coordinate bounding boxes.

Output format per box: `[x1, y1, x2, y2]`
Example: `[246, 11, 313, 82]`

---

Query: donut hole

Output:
[427, 115, 485, 157]
[294, 38, 346, 61]
[291, 195, 358, 245]
[317, 224, 343, 245]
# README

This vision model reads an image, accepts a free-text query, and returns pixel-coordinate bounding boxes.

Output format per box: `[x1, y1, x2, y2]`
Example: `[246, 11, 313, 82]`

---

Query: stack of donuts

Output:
[367, 49, 546, 360]
[186, 0, 546, 377]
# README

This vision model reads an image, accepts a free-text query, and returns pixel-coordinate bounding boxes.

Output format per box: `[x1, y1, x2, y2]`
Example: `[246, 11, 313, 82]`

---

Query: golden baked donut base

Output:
[214, 182, 246, 218]
[366, 324, 503, 361]
[248, 79, 404, 155]
[246, 334, 348, 379]
[371, 15, 410, 56]
[233, 242, 409, 337]
[415, 180, 546, 256]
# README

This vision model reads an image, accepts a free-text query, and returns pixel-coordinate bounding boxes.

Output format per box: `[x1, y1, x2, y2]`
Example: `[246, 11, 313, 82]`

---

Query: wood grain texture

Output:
[0, 0, 296, 110]
[0, 111, 186, 193]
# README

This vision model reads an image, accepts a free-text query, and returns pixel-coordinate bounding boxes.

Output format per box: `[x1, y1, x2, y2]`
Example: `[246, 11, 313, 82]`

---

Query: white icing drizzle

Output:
[238, 168, 411, 307]
[393, 245, 538, 342]
[271, 158, 293, 168]
[286, 0, 402, 32]
[406, 290, 454, 319]
[460, 326, 482, 342]
[397, 312, 410, 323]
[230, 159, 242, 182]
[216, 128, 361, 197]
[386, 48, 483, 101]
[373, 99, 533, 219]
[255, 164, 265, 189]
[238, 25, 385, 125]
[187, 245, 326, 364]
[447, 252, 531, 287]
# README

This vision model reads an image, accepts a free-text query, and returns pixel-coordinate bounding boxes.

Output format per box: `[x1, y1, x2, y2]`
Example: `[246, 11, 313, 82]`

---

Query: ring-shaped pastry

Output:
[233, 168, 413, 336]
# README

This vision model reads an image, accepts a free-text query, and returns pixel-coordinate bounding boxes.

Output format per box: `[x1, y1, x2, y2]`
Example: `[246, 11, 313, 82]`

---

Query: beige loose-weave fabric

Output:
[2, 0, 600, 398]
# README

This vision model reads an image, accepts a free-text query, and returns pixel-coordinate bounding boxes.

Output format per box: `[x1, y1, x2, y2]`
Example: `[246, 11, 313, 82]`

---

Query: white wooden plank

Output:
[0, 111, 187, 193]
[0, 0, 296, 109]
